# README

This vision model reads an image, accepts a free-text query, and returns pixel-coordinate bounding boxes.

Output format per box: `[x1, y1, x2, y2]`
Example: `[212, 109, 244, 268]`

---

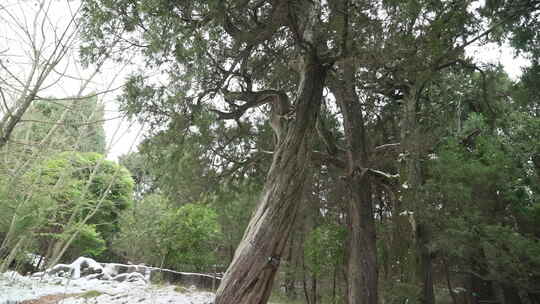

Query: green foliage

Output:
[209, 180, 261, 262]
[0, 151, 133, 264]
[114, 194, 167, 266]
[115, 194, 221, 271]
[29, 151, 134, 222]
[304, 223, 346, 277]
[422, 112, 540, 291]
[132, 112, 221, 205]
[16, 96, 106, 155]
[118, 152, 155, 198]
[162, 203, 221, 269]
[79, 290, 104, 299]
[67, 224, 106, 260]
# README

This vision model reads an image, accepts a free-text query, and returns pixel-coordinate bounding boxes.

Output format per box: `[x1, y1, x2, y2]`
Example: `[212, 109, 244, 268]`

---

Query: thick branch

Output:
[211, 89, 288, 120]
[0, 92, 37, 148]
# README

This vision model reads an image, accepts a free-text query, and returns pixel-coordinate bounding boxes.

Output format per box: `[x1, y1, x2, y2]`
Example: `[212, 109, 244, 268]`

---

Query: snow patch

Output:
[0, 257, 216, 304]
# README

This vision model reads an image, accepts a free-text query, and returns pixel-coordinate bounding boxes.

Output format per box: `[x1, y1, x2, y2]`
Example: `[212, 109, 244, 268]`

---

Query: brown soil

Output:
[19, 293, 81, 304]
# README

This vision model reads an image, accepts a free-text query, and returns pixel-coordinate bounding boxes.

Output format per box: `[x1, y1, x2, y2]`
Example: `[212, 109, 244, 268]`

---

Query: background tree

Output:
[115, 195, 220, 271]
[0, 0, 87, 148]
[0, 151, 133, 272]
[20, 96, 107, 154]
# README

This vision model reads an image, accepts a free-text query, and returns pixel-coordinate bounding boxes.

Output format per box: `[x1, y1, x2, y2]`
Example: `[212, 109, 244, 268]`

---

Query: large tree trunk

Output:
[331, 59, 378, 304]
[345, 180, 378, 304]
[215, 55, 326, 304]
[399, 87, 435, 304]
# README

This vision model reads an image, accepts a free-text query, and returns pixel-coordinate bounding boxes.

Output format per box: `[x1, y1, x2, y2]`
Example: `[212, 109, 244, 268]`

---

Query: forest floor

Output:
[0, 271, 215, 304]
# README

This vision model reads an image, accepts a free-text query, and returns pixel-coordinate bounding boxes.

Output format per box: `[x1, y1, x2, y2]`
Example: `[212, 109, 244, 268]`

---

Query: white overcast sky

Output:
[0, 0, 530, 161]
[0, 0, 145, 160]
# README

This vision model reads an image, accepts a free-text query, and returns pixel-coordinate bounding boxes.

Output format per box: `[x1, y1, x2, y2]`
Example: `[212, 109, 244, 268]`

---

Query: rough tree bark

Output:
[399, 86, 435, 304]
[331, 59, 378, 304]
[215, 53, 327, 304]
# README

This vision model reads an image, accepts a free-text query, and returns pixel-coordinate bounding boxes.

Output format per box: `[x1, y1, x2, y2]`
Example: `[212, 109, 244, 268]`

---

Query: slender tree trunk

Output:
[331, 59, 378, 304]
[303, 256, 312, 304]
[418, 223, 435, 304]
[332, 265, 337, 304]
[312, 276, 318, 304]
[0, 236, 26, 273]
[215, 55, 326, 304]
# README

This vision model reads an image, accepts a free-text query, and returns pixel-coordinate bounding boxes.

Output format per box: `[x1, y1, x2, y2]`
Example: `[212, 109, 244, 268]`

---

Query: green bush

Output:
[115, 195, 221, 271]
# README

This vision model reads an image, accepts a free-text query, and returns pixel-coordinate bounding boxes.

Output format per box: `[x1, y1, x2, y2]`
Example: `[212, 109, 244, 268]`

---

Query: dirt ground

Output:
[19, 293, 80, 304]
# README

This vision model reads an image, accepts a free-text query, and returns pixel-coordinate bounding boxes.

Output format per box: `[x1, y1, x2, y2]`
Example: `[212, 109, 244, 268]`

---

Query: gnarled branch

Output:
[211, 89, 289, 121]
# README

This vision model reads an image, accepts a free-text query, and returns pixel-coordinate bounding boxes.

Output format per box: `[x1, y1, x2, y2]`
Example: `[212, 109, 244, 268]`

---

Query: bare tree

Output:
[0, 1, 86, 148]
[0, 0, 139, 272]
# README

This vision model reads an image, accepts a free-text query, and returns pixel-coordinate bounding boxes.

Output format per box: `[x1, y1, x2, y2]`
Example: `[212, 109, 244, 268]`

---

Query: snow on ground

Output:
[0, 271, 215, 303]
[0, 259, 215, 304]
